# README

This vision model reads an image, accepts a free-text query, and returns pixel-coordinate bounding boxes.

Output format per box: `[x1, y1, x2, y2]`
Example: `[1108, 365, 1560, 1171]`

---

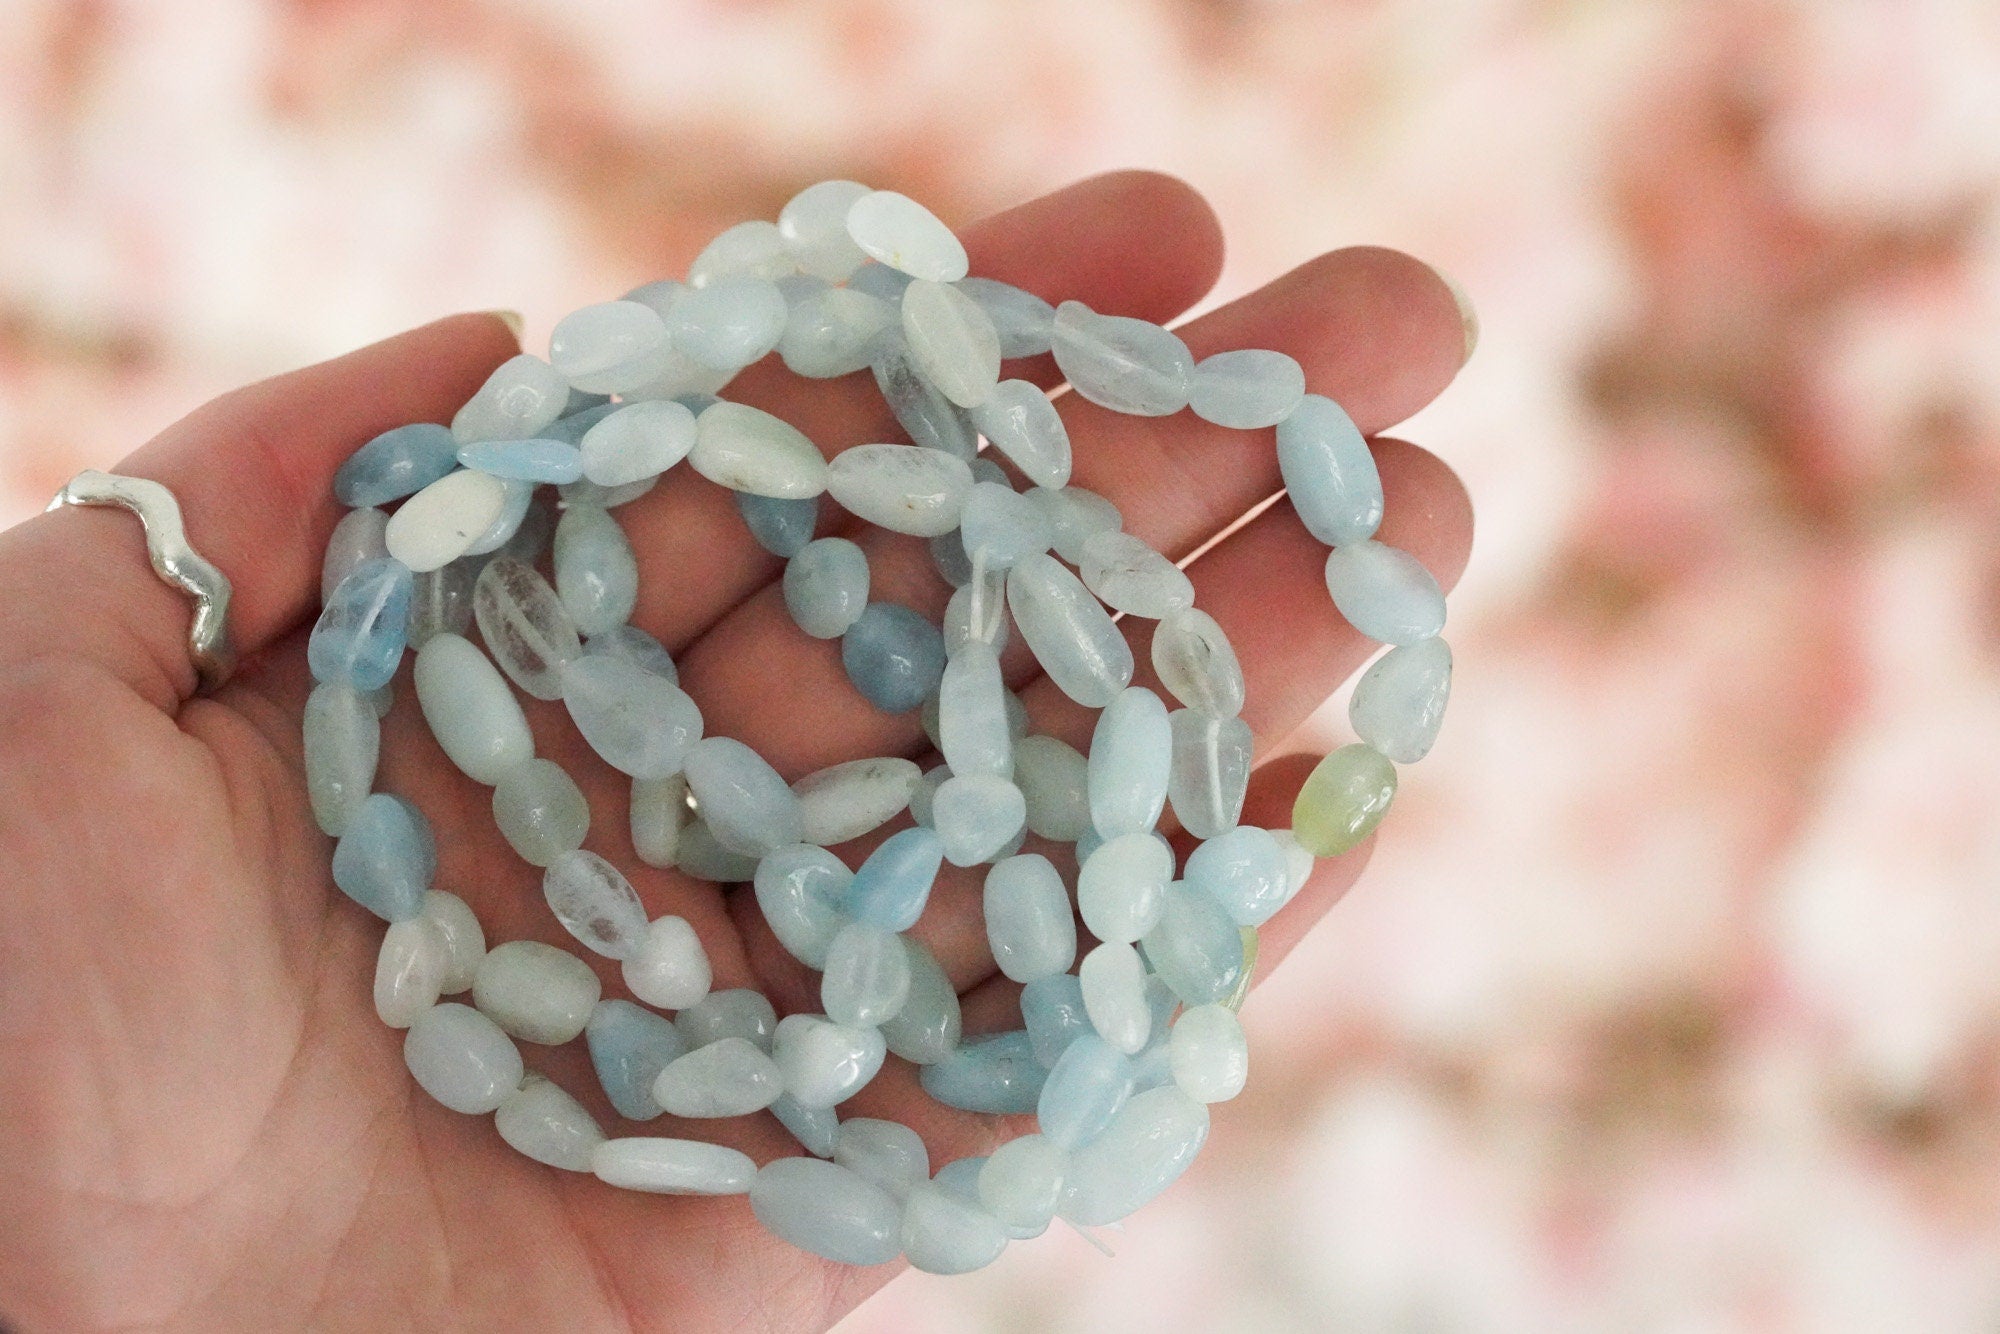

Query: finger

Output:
[0, 313, 521, 711]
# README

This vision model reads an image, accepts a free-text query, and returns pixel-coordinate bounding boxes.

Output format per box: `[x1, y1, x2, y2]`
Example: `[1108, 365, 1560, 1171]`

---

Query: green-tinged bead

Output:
[1290, 743, 1397, 857]
[1221, 929, 1257, 1013]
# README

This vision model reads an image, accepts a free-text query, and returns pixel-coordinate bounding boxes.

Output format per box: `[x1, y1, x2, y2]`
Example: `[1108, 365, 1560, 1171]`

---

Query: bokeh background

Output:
[7, 0, 2000, 1329]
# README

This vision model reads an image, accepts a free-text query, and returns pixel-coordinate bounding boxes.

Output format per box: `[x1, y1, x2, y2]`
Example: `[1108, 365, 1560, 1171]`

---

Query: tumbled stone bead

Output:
[452, 354, 570, 445]
[652, 1036, 783, 1117]
[1292, 743, 1398, 857]
[1169, 1003, 1249, 1104]
[773, 1013, 888, 1108]
[411, 633, 531, 785]
[1324, 540, 1447, 645]
[1350, 637, 1452, 763]
[1185, 826, 1291, 928]
[332, 793, 434, 922]
[793, 756, 920, 846]
[1051, 300, 1193, 416]
[1012, 733, 1092, 843]
[959, 482, 1052, 572]
[750, 1157, 902, 1267]
[834, 1117, 930, 1199]
[937, 641, 1012, 780]
[374, 917, 446, 1028]
[419, 890, 485, 994]
[584, 625, 677, 683]
[579, 399, 696, 487]
[821, 922, 911, 1028]
[496, 1076, 604, 1172]
[1189, 348, 1306, 429]
[841, 601, 946, 713]
[1079, 941, 1152, 1055]
[1039, 1034, 1136, 1151]
[335, 424, 459, 508]
[1029, 484, 1122, 564]
[978, 1134, 1066, 1234]
[689, 401, 829, 499]
[676, 988, 779, 1051]
[666, 275, 789, 371]
[675, 820, 760, 882]
[1277, 393, 1384, 546]
[304, 682, 379, 836]
[473, 940, 600, 1044]
[825, 443, 972, 537]
[1007, 552, 1134, 708]
[957, 277, 1056, 358]
[321, 506, 390, 599]
[880, 936, 962, 1065]
[963, 382, 1068, 491]
[681, 737, 803, 857]
[984, 853, 1076, 983]
[783, 536, 870, 639]
[779, 178, 871, 280]
[733, 491, 818, 558]
[587, 998, 685, 1121]
[1021, 973, 1092, 1067]
[620, 915, 712, 1010]
[404, 1002, 522, 1115]
[310, 558, 412, 691]
[1077, 833, 1172, 944]
[919, 1030, 1048, 1114]
[688, 219, 793, 287]
[593, 1137, 757, 1195]
[560, 654, 704, 780]
[456, 437, 585, 484]
[1150, 607, 1245, 718]
[779, 285, 896, 378]
[1142, 881, 1247, 1006]
[1168, 707, 1253, 840]
[473, 556, 582, 700]
[771, 1094, 841, 1158]
[1079, 530, 1193, 619]
[1058, 1086, 1209, 1225]
[901, 278, 1000, 408]
[548, 300, 672, 393]
[385, 469, 509, 574]
[1087, 686, 1172, 838]
[629, 773, 688, 869]
[462, 477, 536, 559]
[406, 557, 479, 650]
[552, 504, 638, 636]
[755, 843, 853, 969]
[902, 1181, 1008, 1275]
[942, 569, 1010, 655]
[840, 826, 939, 932]
[931, 774, 1027, 867]
[871, 342, 977, 459]
[846, 189, 968, 282]
[489, 759, 588, 867]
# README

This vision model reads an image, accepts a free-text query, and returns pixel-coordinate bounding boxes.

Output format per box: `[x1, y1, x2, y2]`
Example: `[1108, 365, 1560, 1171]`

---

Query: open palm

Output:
[0, 172, 1473, 1333]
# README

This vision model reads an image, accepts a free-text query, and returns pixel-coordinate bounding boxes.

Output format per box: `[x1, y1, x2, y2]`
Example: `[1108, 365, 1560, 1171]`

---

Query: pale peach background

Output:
[6, 1, 2000, 1330]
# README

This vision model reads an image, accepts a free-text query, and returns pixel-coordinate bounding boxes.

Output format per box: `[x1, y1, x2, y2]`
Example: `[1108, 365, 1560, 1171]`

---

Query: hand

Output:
[0, 171, 1473, 1333]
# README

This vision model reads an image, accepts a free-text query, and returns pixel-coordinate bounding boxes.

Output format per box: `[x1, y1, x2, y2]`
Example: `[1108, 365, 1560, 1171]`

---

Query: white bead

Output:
[942, 573, 1010, 655]
[1087, 686, 1173, 838]
[374, 917, 447, 1028]
[619, 915, 712, 1010]
[541, 849, 651, 960]
[579, 400, 696, 487]
[385, 469, 509, 574]
[675, 989, 779, 1051]
[792, 757, 921, 846]
[418, 890, 486, 994]
[779, 286, 896, 378]
[412, 633, 532, 785]
[666, 275, 789, 371]
[304, 682, 379, 836]
[688, 219, 794, 287]
[845, 190, 968, 282]
[937, 641, 1013, 780]
[321, 507, 389, 602]
[651, 1036, 783, 1117]
[472, 940, 600, 1045]
[592, 1137, 757, 1195]
[880, 936, 962, 1066]
[1079, 940, 1152, 1055]
[779, 179, 872, 281]
[753, 845, 851, 970]
[825, 443, 973, 537]
[548, 301, 673, 394]
[495, 1076, 604, 1171]
[749, 1158, 902, 1266]
[970, 381, 1072, 489]
[560, 654, 705, 781]
[492, 757, 590, 867]
[403, 1003, 522, 1115]
[773, 1013, 889, 1108]
[959, 481, 1053, 570]
[1078, 530, 1193, 619]
[1169, 1004, 1249, 1103]
[689, 402, 829, 499]
[900, 278, 1001, 408]
[931, 773, 1027, 867]
[1168, 707, 1253, 841]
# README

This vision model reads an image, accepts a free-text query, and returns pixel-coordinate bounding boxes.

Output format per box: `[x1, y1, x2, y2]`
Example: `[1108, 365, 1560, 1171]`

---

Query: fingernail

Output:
[1433, 269, 1478, 364]
[484, 309, 525, 341]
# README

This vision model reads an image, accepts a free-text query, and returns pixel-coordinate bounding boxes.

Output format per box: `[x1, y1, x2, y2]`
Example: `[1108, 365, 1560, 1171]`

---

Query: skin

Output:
[0, 172, 1473, 1333]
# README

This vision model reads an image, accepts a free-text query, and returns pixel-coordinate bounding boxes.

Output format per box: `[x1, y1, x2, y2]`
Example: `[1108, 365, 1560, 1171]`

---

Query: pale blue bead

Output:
[1185, 826, 1292, 927]
[583, 625, 677, 683]
[1349, 637, 1452, 763]
[673, 821, 759, 883]
[303, 681, 379, 837]
[931, 774, 1026, 867]
[983, 853, 1076, 984]
[919, 1030, 1047, 1114]
[784, 537, 870, 639]
[749, 1158, 901, 1266]
[969, 381, 1072, 490]
[735, 492, 819, 557]
[1087, 686, 1172, 838]
[841, 602, 945, 713]
[321, 506, 389, 601]
[1323, 539, 1446, 645]
[667, 275, 789, 370]
[930, 530, 973, 587]
[956, 277, 1056, 357]
[1020, 973, 1092, 1067]
[554, 504, 638, 636]
[871, 341, 977, 459]
[1167, 707, 1253, 840]
[1058, 1087, 1209, 1226]
[1038, 1035, 1135, 1151]
[462, 477, 537, 557]
[676, 988, 779, 1051]
[333, 423, 459, 507]
[1050, 300, 1193, 417]
[309, 558, 412, 691]
[560, 655, 704, 780]
[753, 844, 852, 969]
[937, 642, 1012, 779]
[586, 998, 685, 1121]
[455, 437, 585, 484]
[1277, 394, 1384, 546]
[1188, 349, 1306, 429]
[683, 736, 804, 857]
[1006, 552, 1134, 708]
[331, 793, 435, 922]
[932, 1156, 1046, 1241]
[540, 402, 619, 448]
[844, 826, 943, 931]
[770, 1093, 841, 1157]
[881, 936, 963, 1065]
[1140, 881, 1246, 1006]
[959, 482, 1052, 570]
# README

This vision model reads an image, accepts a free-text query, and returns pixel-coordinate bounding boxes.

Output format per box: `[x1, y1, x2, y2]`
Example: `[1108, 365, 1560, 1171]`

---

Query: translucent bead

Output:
[772, 1013, 888, 1108]
[979, 1135, 1066, 1233]
[1168, 707, 1253, 840]
[1169, 1004, 1248, 1103]
[1079, 940, 1152, 1055]
[675, 989, 779, 1051]
[1269, 828, 1315, 899]
[754, 844, 853, 969]
[784, 537, 871, 639]
[538, 849, 648, 960]
[406, 557, 479, 650]
[1013, 733, 1093, 842]
[652, 1037, 783, 1118]
[456, 437, 584, 484]
[419, 890, 485, 994]
[560, 655, 704, 780]
[834, 1117, 930, 1199]
[734, 491, 819, 557]
[1087, 686, 1172, 838]
[473, 556, 582, 700]
[901, 278, 1000, 408]
[902, 1180, 1008, 1275]
[586, 998, 685, 1120]
[1058, 1086, 1209, 1225]
[1150, 607, 1245, 718]
[1350, 637, 1452, 763]
[491, 757, 590, 866]
[845, 189, 968, 282]
[322, 506, 390, 600]
[689, 219, 793, 287]
[548, 300, 672, 393]
[1277, 394, 1384, 546]
[403, 1003, 522, 1115]
[620, 915, 712, 1010]
[771, 1095, 841, 1157]
[959, 481, 1053, 570]
[942, 572, 1010, 654]
[919, 1030, 1048, 1114]
[374, 917, 446, 1028]
[411, 633, 531, 785]
[1077, 833, 1172, 944]
[821, 923, 911, 1027]
[1185, 826, 1291, 928]
[689, 401, 829, 499]
[335, 424, 460, 507]
[451, 354, 570, 445]
[594, 1137, 757, 1195]
[841, 602, 945, 713]
[957, 278, 1056, 358]
[1050, 300, 1193, 417]
[750, 1158, 902, 1266]
[880, 936, 962, 1065]
[937, 641, 1012, 779]
[472, 941, 600, 1044]
[304, 682, 379, 836]
[309, 558, 412, 691]
[464, 477, 539, 561]
[1029, 484, 1121, 563]
[629, 773, 688, 869]
[1324, 540, 1446, 645]
[844, 825, 942, 931]
[793, 756, 920, 846]
[579, 400, 696, 487]
[931, 773, 1027, 867]
[871, 341, 977, 459]
[778, 285, 897, 378]
[1188, 348, 1306, 429]
[1140, 881, 1246, 1006]
[1291, 743, 1397, 857]
[1007, 552, 1133, 708]
[825, 443, 973, 537]
[1078, 530, 1193, 619]
[665, 275, 789, 371]
[779, 179, 871, 281]
[332, 793, 434, 922]
[584, 624, 677, 683]
[1021, 973, 1093, 1068]
[496, 1076, 604, 1172]
[682, 737, 803, 857]
[984, 853, 1077, 983]
[1038, 1035, 1135, 1150]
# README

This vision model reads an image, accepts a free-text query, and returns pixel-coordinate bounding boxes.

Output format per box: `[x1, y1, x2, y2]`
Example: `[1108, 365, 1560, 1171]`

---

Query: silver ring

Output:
[46, 469, 237, 694]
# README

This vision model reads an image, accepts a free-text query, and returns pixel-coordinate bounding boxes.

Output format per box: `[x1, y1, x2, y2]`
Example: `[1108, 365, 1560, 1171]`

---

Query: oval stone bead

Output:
[1142, 881, 1248, 1006]
[779, 178, 871, 281]
[309, 558, 412, 691]
[496, 1076, 604, 1172]
[1030, 485, 1122, 564]
[750, 1158, 903, 1267]
[472, 940, 600, 1044]
[1184, 826, 1291, 928]
[901, 278, 1000, 408]
[880, 936, 962, 1065]
[452, 354, 570, 445]
[666, 275, 789, 370]
[984, 853, 1077, 983]
[771, 1094, 841, 1158]
[931, 774, 1027, 867]
[958, 278, 1057, 358]
[419, 890, 486, 994]
[1021, 973, 1093, 1067]
[412, 633, 532, 785]
[552, 504, 638, 636]
[1188, 348, 1306, 429]
[629, 773, 688, 869]
[919, 1030, 1049, 1114]
[964, 381, 1069, 490]
[586, 998, 685, 1120]
[1324, 540, 1447, 645]
[779, 285, 897, 378]
[773, 1013, 888, 1108]
[1087, 686, 1172, 838]
[472, 557, 582, 700]
[871, 342, 977, 459]
[1039, 1035, 1136, 1150]
[1276, 394, 1384, 546]
[958, 482, 1052, 572]
[1292, 743, 1398, 857]
[682, 737, 803, 856]
[844, 826, 943, 931]
[784, 537, 871, 639]
[321, 505, 390, 601]
[1013, 733, 1093, 842]
[1150, 607, 1245, 718]
[548, 300, 673, 393]
[456, 437, 585, 484]
[825, 443, 973, 537]
[620, 914, 712, 1010]
[1077, 833, 1172, 944]
[385, 469, 509, 574]
[979, 1134, 1067, 1233]
[1168, 707, 1253, 840]
[403, 1002, 523, 1115]
[1079, 941, 1152, 1055]
[902, 1181, 1008, 1275]
[1058, 1086, 1210, 1225]
[834, 1117, 930, 1199]
[688, 219, 792, 286]
[1350, 637, 1452, 763]
[560, 654, 704, 780]
[1078, 530, 1193, 620]
[675, 988, 780, 1052]
[1006, 552, 1134, 708]
[841, 602, 946, 713]
[937, 641, 1012, 779]
[332, 793, 435, 922]
[406, 557, 480, 650]
[689, 402, 829, 499]
[652, 1036, 783, 1117]
[845, 189, 968, 282]
[304, 682, 379, 836]
[593, 1137, 757, 1195]
[540, 849, 650, 959]
[579, 399, 696, 487]
[584, 625, 677, 683]
[1170, 1004, 1249, 1103]
[754, 843, 852, 969]
[793, 757, 920, 846]
[374, 917, 446, 1028]
[1050, 300, 1193, 417]
[335, 423, 460, 507]
[821, 922, 911, 1028]
[733, 491, 819, 558]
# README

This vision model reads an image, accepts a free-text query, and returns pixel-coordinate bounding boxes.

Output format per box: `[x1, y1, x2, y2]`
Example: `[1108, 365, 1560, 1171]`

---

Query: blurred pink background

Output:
[7, 1, 2000, 1329]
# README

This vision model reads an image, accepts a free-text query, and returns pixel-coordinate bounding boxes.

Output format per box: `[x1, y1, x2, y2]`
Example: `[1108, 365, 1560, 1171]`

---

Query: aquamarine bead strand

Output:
[301, 181, 1455, 1274]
